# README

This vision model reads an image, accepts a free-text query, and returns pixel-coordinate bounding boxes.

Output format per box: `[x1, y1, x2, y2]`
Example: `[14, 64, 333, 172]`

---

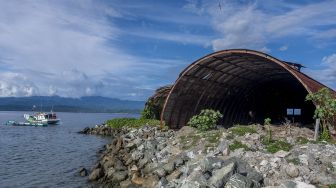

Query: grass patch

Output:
[106, 118, 160, 129]
[229, 140, 249, 151]
[322, 185, 336, 188]
[261, 137, 292, 153]
[180, 134, 201, 150]
[296, 137, 309, 145]
[286, 158, 300, 165]
[230, 126, 257, 136]
[205, 131, 221, 144]
[226, 133, 235, 140]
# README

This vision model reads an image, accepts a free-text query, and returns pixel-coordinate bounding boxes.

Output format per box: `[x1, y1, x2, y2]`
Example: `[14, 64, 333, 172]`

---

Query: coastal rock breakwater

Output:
[80, 125, 336, 188]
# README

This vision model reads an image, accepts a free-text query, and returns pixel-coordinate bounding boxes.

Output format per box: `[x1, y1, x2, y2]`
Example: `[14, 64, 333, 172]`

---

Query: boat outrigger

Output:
[4, 120, 47, 127]
[24, 112, 60, 125]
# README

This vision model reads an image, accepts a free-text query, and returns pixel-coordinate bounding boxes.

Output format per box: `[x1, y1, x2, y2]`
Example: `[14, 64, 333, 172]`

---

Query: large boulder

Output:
[225, 174, 254, 188]
[208, 162, 236, 188]
[89, 168, 104, 181]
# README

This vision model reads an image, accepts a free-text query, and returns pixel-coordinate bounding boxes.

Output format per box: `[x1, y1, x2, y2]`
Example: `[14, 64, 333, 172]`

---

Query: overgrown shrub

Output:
[141, 99, 157, 119]
[187, 109, 223, 131]
[106, 118, 160, 129]
[306, 87, 336, 139]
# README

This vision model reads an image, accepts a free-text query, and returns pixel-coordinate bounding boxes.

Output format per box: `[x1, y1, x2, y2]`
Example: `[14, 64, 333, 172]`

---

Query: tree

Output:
[306, 87, 336, 140]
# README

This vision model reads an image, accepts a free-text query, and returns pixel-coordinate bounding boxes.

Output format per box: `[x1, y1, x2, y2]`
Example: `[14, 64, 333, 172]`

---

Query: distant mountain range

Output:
[0, 96, 145, 113]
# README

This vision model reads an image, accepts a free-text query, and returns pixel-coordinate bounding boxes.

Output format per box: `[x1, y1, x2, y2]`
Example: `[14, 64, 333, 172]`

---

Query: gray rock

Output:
[298, 154, 308, 165]
[166, 170, 182, 181]
[114, 159, 126, 170]
[155, 168, 166, 178]
[274, 150, 290, 158]
[138, 157, 149, 169]
[112, 171, 128, 182]
[217, 140, 230, 156]
[119, 180, 133, 188]
[285, 165, 299, 178]
[125, 142, 136, 149]
[131, 150, 144, 161]
[163, 161, 175, 174]
[158, 177, 168, 187]
[235, 159, 263, 183]
[106, 167, 116, 178]
[180, 181, 202, 188]
[208, 162, 236, 188]
[79, 167, 88, 177]
[89, 168, 104, 181]
[185, 168, 208, 187]
[280, 181, 315, 188]
[175, 158, 184, 167]
[224, 173, 253, 188]
[200, 157, 223, 172]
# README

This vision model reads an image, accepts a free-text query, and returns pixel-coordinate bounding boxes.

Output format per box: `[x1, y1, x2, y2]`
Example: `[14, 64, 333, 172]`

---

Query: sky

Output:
[0, 0, 336, 100]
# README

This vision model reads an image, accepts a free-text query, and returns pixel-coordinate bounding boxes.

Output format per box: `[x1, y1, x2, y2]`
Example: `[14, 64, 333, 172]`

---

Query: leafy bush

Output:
[306, 87, 336, 139]
[320, 127, 331, 141]
[229, 140, 249, 151]
[187, 109, 223, 131]
[264, 118, 271, 125]
[141, 99, 157, 119]
[106, 118, 160, 129]
[230, 126, 257, 136]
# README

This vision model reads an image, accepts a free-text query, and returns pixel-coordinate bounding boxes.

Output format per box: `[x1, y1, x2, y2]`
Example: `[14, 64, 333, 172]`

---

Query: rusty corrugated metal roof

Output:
[161, 49, 335, 128]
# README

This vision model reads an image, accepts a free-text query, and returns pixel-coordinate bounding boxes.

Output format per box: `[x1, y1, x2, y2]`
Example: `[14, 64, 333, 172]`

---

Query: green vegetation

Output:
[106, 118, 160, 129]
[261, 137, 292, 153]
[264, 118, 271, 125]
[286, 158, 300, 165]
[226, 133, 235, 140]
[229, 140, 249, 151]
[230, 126, 257, 136]
[187, 109, 223, 131]
[296, 137, 309, 145]
[322, 184, 336, 188]
[306, 87, 336, 141]
[180, 134, 201, 150]
[264, 117, 272, 143]
[141, 99, 158, 119]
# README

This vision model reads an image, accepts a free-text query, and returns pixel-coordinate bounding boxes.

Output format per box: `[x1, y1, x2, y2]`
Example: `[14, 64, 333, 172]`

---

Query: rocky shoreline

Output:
[80, 124, 336, 188]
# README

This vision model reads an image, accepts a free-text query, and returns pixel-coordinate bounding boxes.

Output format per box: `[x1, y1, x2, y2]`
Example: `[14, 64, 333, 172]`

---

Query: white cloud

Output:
[0, 0, 182, 99]
[279, 45, 288, 51]
[305, 53, 336, 89]
[0, 72, 39, 97]
[322, 54, 336, 65]
[183, 0, 336, 51]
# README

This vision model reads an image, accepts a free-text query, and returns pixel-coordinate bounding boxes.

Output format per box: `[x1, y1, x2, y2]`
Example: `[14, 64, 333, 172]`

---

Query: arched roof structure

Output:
[161, 49, 333, 129]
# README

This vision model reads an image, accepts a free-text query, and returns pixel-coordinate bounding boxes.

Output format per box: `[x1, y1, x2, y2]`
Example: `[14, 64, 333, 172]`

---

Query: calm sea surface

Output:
[0, 111, 138, 188]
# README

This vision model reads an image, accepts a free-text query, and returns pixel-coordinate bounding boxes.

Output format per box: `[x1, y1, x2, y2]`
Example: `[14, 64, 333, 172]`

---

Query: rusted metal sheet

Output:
[161, 49, 336, 129]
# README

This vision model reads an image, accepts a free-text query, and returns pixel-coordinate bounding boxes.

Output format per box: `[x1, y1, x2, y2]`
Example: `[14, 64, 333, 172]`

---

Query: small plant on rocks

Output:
[261, 137, 292, 153]
[229, 140, 249, 151]
[296, 137, 309, 145]
[187, 109, 223, 131]
[230, 126, 257, 136]
[264, 117, 272, 143]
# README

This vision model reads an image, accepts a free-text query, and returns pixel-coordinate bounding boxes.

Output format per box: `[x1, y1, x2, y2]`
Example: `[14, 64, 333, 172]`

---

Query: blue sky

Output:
[0, 0, 335, 100]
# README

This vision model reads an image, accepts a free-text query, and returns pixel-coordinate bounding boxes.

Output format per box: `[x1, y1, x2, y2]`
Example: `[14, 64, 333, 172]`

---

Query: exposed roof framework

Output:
[161, 49, 331, 129]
